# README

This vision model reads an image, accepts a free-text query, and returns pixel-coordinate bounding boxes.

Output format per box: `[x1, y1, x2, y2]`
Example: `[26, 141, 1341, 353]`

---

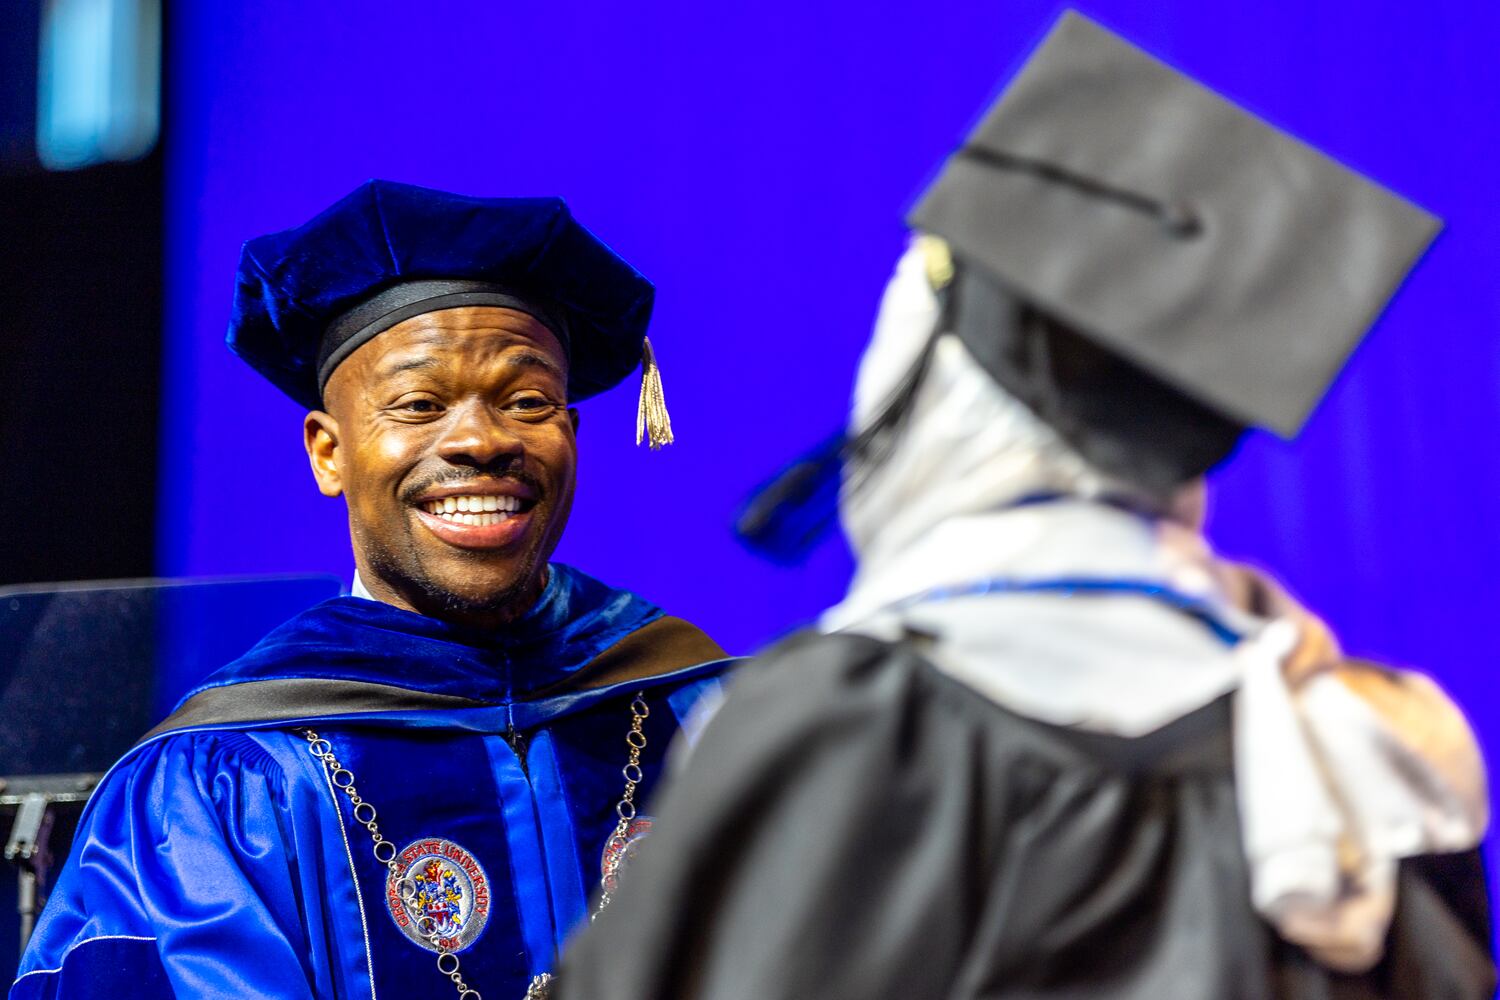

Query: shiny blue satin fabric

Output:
[12, 564, 734, 999]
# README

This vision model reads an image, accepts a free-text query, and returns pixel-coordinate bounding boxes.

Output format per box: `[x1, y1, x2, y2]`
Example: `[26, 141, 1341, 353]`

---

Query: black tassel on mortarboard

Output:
[734, 332, 942, 564]
[733, 432, 849, 565]
[734, 238, 954, 564]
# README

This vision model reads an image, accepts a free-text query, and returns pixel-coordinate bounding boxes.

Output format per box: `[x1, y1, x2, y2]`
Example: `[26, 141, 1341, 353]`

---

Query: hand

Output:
[1211, 560, 1342, 687]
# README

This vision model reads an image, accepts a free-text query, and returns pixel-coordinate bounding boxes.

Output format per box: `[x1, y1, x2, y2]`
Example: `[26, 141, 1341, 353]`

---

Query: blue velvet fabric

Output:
[227, 180, 655, 410]
[11, 564, 734, 1000]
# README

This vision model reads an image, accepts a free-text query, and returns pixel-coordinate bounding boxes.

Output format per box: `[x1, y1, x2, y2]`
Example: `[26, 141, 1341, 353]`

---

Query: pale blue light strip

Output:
[37, 0, 159, 171]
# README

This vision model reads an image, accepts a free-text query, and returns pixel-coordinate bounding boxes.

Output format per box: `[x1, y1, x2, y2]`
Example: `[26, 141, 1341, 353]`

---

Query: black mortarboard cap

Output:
[227, 180, 673, 445]
[910, 11, 1441, 450]
[737, 10, 1444, 560]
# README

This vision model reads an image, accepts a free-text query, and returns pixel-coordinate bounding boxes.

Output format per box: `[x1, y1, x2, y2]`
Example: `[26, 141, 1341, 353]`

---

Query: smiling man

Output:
[12, 181, 734, 1000]
[316, 303, 580, 625]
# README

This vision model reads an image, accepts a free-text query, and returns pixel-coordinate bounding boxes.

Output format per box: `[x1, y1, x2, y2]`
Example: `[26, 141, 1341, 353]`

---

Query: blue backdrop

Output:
[162, 0, 1500, 835]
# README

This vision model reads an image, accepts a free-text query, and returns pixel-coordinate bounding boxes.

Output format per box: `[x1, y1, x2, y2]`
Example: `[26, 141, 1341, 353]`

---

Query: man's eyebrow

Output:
[505, 351, 567, 381]
[374, 355, 443, 381]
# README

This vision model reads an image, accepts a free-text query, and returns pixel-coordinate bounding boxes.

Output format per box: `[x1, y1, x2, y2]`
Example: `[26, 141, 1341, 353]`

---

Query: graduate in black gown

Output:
[558, 12, 1493, 1000]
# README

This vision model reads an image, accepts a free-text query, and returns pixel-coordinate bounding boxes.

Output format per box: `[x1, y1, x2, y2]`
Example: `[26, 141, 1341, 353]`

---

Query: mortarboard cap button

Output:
[1158, 202, 1202, 239]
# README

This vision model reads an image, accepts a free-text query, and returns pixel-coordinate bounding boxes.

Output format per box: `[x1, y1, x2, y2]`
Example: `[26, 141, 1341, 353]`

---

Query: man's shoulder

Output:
[75, 727, 297, 849]
[544, 562, 737, 681]
[531, 612, 737, 701]
[124, 722, 303, 777]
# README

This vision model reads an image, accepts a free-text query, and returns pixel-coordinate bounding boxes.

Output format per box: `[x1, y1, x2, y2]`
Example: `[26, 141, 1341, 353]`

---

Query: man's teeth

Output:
[421, 495, 524, 525]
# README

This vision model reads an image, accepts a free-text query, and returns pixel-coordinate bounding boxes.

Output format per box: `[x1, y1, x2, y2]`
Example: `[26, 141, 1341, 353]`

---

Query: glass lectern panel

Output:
[0, 575, 344, 777]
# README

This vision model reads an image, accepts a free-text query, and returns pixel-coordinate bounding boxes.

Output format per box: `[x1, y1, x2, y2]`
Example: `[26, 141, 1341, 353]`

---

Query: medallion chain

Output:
[302, 729, 484, 1000]
[300, 688, 649, 1000]
[594, 691, 649, 916]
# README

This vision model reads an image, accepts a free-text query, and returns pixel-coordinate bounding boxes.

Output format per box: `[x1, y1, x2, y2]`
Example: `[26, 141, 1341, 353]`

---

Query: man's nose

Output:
[435, 399, 524, 467]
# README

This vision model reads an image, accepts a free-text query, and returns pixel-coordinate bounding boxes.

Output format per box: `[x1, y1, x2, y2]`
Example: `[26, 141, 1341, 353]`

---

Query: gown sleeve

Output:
[557, 633, 997, 1000]
[11, 731, 320, 1000]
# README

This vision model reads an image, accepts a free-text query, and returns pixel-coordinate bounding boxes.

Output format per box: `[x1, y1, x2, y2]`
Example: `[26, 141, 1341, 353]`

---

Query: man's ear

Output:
[304, 410, 344, 497]
[568, 407, 580, 433]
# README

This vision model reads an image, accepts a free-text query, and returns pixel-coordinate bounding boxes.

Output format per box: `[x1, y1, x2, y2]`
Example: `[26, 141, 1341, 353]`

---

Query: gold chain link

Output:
[594, 691, 649, 916]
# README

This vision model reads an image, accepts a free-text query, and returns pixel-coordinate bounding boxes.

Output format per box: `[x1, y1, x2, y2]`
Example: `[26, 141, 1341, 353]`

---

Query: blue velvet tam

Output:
[226, 180, 655, 411]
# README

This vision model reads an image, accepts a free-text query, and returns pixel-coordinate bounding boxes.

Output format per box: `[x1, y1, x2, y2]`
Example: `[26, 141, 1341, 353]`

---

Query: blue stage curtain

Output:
[163, 0, 1500, 912]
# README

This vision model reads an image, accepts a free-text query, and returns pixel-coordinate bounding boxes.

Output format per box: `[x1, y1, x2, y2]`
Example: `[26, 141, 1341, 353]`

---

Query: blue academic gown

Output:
[11, 564, 735, 1000]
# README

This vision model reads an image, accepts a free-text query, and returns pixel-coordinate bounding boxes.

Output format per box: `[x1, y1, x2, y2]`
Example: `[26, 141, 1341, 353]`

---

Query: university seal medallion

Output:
[386, 838, 491, 952]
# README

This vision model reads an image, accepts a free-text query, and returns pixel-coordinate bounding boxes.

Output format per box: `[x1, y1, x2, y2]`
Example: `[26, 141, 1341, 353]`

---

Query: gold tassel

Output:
[635, 337, 674, 449]
[915, 233, 954, 291]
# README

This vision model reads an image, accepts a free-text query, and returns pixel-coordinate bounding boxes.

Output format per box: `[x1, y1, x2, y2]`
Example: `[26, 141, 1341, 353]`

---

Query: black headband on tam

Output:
[314, 279, 571, 397]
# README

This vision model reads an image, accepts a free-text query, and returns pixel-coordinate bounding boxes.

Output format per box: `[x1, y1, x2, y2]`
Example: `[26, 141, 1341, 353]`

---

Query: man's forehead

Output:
[388, 304, 564, 343]
[365, 307, 568, 369]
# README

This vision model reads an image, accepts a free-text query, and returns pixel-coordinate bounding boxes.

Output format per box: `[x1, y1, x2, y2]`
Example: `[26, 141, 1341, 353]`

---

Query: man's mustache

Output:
[401, 466, 545, 504]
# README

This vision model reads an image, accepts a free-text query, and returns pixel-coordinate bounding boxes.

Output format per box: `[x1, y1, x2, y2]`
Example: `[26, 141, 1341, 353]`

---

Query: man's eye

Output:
[507, 395, 557, 413]
[398, 398, 441, 413]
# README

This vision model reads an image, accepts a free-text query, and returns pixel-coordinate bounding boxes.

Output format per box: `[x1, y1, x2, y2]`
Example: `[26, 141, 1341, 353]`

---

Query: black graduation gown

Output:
[558, 632, 1494, 1000]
